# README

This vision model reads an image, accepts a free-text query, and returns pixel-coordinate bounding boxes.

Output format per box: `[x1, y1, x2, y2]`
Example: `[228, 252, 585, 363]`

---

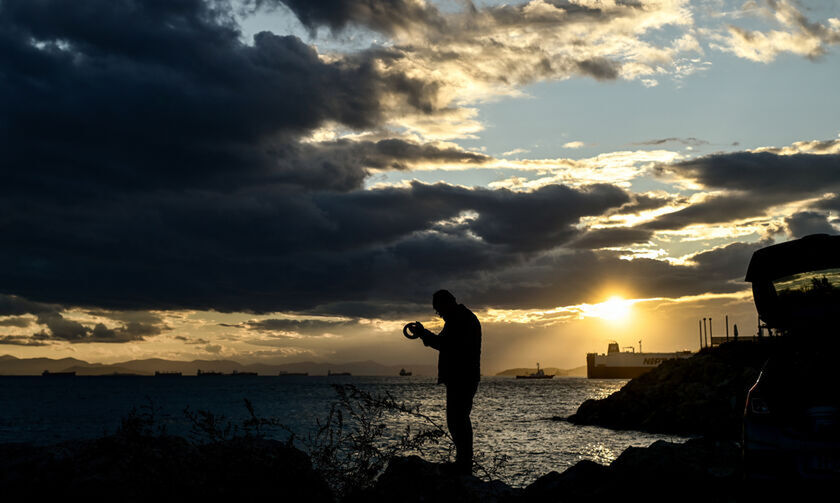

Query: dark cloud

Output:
[785, 211, 837, 238]
[271, 0, 676, 87]
[689, 240, 771, 283]
[1, 294, 158, 344]
[661, 151, 840, 195]
[643, 150, 840, 230]
[230, 318, 359, 334]
[19, 310, 161, 344]
[272, 139, 489, 191]
[306, 301, 427, 320]
[613, 193, 677, 215]
[265, 0, 444, 35]
[34, 313, 90, 342]
[175, 336, 211, 345]
[462, 240, 769, 311]
[2, 175, 632, 313]
[0, 295, 58, 317]
[640, 193, 771, 231]
[87, 323, 149, 343]
[815, 194, 840, 212]
[575, 57, 621, 80]
[0, 335, 49, 346]
[758, 140, 840, 155]
[0, 0, 445, 199]
[568, 228, 653, 249]
[0, 0, 782, 324]
[633, 137, 709, 147]
[0, 316, 33, 328]
[204, 344, 223, 353]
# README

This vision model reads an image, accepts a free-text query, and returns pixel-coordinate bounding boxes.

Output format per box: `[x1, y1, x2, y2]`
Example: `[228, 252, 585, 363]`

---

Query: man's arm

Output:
[420, 329, 443, 350]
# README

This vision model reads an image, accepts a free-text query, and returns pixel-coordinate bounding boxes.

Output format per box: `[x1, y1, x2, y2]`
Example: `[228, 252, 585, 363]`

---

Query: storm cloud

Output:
[1, 179, 631, 313]
[0, 0, 448, 198]
[228, 318, 361, 335]
[645, 150, 840, 229]
[664, 151, 840, 194]
[785, 211, 837, 238]
[0, 0, 821, 333]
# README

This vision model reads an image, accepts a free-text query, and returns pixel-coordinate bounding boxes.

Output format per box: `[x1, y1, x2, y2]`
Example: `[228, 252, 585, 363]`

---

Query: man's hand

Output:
[412, 321, 425, 336]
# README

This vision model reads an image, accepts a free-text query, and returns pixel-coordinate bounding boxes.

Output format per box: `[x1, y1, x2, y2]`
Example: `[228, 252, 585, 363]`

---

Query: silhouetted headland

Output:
[568, 340, 778, 439]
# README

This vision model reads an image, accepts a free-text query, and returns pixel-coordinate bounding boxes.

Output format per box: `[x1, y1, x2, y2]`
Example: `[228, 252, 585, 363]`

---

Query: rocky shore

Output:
[569, 340, 779, 439]
[350, 437, 743, 502]
[2, 434, 744, 502]
[3, 343, 796, 501]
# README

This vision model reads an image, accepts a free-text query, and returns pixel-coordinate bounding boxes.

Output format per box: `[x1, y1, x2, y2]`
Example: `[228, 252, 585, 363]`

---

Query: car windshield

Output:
[773, 268, 840, 298]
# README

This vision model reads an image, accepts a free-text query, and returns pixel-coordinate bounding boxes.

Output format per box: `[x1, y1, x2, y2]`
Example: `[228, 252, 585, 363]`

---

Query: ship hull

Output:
[586, 351, 692, 379]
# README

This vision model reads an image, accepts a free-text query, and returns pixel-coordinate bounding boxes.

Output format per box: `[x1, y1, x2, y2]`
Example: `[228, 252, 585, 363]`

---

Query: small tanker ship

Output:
[586, 341, 692, 379]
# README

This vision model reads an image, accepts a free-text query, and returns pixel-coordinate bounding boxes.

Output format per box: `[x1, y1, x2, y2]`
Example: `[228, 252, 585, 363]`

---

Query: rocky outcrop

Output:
[357, 438, 743, 502]
[0, 435, 333, 502]
[568, 340, 779, 439]
[347, 455, 521, 503]
[523, 437, 742, 500]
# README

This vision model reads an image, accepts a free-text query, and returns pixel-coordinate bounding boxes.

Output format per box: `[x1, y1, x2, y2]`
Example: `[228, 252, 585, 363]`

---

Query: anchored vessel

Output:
[399, 368, 412, 376]
[586, 341, 692, 379]
[42, 370, 75, 377]
[516, 363, 554, 379]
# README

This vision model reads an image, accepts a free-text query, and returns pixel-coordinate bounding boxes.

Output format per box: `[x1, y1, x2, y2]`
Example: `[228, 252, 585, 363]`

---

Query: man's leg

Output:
[446, 381, 478, 474]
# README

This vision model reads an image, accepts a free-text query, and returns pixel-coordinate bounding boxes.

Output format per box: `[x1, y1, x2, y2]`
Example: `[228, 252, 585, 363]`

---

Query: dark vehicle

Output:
[743, 234, 840, 479]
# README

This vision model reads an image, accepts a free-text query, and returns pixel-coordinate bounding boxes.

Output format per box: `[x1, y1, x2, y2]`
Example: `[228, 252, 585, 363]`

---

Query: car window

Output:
[773, 268, 840, 298]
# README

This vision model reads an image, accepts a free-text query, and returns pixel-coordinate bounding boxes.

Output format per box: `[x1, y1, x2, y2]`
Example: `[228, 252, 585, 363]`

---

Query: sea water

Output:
[0, 375, 690, 487]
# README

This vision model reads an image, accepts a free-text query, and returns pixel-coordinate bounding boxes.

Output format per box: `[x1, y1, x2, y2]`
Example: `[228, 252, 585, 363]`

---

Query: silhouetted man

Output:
[410, 290, 481, 475]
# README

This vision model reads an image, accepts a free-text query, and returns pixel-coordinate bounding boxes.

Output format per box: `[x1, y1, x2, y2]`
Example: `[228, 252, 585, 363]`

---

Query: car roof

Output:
[745, 234, 840, 282]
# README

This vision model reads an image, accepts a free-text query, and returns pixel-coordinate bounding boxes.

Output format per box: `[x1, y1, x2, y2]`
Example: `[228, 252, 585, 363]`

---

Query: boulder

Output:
[349, 455, 520, 503]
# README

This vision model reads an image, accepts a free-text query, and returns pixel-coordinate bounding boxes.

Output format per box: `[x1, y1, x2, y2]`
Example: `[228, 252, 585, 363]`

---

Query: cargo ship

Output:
[586, 341, 692, 378]
[230, 370, 257, 376]
[42, 370, 75, 377]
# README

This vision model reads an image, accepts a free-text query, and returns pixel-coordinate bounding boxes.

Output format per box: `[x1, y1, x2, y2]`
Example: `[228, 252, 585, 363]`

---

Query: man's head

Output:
[433, 289, 457, 320]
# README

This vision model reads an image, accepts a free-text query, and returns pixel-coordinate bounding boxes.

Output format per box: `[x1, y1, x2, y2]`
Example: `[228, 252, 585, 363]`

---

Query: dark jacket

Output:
[421, 304, 481, 385]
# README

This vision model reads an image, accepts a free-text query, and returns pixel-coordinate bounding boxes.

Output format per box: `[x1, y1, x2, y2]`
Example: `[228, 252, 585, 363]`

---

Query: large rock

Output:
[568, 340, 778, 439]
[522, 438, 742, 502]
[0, 435, 334, 502]
[349, 455, 520, 503]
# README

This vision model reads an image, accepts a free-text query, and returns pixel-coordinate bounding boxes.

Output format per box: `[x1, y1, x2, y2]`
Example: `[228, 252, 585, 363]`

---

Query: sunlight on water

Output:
[0, 376, 690, 487]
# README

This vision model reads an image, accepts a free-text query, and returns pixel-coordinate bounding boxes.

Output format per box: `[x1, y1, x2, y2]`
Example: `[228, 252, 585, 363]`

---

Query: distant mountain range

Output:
[495, 366, 587, 377]
[0, 355, 588, 378]
[0, 355, 437, 377]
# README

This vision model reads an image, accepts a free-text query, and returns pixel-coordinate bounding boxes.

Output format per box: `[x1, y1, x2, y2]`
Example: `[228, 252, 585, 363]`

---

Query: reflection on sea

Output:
[0, 376, 691, 487]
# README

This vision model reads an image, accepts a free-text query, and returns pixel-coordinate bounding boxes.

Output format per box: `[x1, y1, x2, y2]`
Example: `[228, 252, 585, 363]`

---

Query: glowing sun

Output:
[582, 296, 634, 322]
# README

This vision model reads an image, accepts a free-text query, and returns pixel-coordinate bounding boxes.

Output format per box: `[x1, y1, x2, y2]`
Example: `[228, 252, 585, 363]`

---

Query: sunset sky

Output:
[1, 0, 839, 373]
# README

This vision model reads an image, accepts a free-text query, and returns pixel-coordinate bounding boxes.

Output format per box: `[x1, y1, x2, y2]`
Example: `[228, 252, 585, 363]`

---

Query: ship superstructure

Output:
[586, 341, 692, 379]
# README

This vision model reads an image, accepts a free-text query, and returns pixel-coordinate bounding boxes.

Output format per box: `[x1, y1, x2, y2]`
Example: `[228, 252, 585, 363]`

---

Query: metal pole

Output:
[709, 317, 713, 345]
[699, 320, 703, 349]
[725, 315, 729, 341]
[703, 318, 708, 347]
